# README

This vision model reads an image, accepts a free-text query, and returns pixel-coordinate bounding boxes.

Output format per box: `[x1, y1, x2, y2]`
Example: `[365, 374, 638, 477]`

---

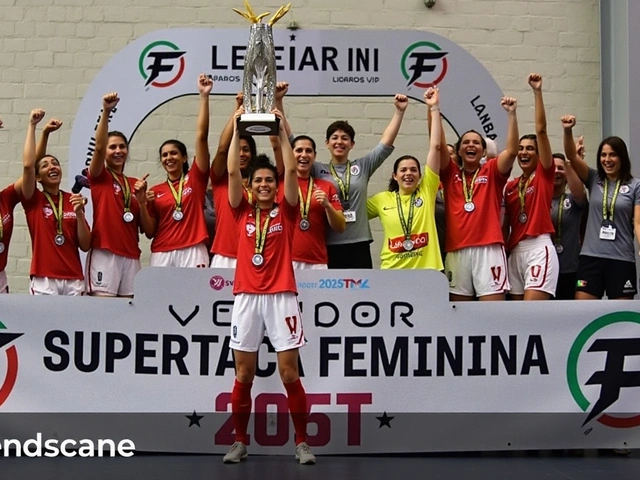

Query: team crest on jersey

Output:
[113, 182, 122, 194]
[414, 197, 423, 207]
[43, 206, 53, 218]
[563, 198, 572, 210]
[350, 164, 361, 176]
[246, 223, 256, 236]
[620, 185, 630, 194]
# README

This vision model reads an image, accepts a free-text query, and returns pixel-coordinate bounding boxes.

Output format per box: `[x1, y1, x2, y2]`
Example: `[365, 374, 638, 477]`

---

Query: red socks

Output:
[284, 379, 308, 445]
[231, 379, 252, 444]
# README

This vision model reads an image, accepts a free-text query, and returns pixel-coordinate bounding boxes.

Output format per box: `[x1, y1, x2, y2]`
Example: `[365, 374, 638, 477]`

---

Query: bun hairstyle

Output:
[248, 154, 279, 185]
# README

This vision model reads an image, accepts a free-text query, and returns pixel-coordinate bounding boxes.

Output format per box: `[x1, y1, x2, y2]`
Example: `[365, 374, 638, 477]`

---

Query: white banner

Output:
[68, 28, 506, 191]
[0, 269, 639, 453]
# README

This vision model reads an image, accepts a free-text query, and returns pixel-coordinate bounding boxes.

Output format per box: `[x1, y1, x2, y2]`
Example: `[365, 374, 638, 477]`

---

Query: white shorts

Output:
[210, 254, 237, 269]
[86, 248, 141, 296]
[292, 261, 328, 270]
[150, 244, 209, 268]
[230, 292, 306, 352]
[30, 276, 84, 296]
[0, 270, 8, 293]
[445, 244, 510, 297]
[508, 235, 559, 296]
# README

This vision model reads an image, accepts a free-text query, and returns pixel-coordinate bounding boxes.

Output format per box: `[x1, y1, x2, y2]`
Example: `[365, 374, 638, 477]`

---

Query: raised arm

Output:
[90, 93, 119, 178]
[212, 93, 244, 178]
[565, 149, 587, 206]
[274, 81, 292, 138]
[70, 194, 91, 251]
[134, 174, 156, 239]
[195, 74, 213, 174]
[17, 109, 45, 200]
[275, 109, 298, 207]
[528, 74, 553, 170]
[36, 118, 63, 162]
[496, 96, 519, 175]
[380, 94, 408, 147]
[424, 87, 442, 175]
[561, 115, 589, 183]
[227, 107, 245, 209]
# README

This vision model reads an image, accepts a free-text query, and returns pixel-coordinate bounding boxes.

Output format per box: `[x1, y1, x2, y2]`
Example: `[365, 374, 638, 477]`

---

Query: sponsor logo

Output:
[318, 278, 370, 289]
[0, 321, 23, 408]
[388, 233, 428, 253]
[567, 311, 640, 428]
[401, 41, 449, 88]
[138, 40, 186, 88]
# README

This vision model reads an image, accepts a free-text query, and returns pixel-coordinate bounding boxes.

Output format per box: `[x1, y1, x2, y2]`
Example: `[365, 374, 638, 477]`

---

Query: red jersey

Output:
[148, 163, 209, 253]
[504, 160, 556, 251]
[210, 173, 251, 258]
[232, 198, 297, 295]
[88, 167, 140, 259]
[22, 190, 85, 280]
[292, 177, 342, 264]
[0, 184, 20, 272]
[440, 158, 509, 252]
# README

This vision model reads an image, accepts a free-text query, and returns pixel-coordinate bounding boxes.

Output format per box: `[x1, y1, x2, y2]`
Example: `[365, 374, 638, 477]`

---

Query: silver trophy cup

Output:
[238, 23, 279, 135]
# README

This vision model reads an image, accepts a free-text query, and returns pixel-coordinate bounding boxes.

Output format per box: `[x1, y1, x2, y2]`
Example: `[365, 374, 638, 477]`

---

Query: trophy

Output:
[233, 0, 290, 135]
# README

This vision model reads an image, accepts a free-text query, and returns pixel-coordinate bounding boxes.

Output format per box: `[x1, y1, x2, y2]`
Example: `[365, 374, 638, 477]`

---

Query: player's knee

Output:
[235, 365, 256, 383]
[278, 365, 299, 384]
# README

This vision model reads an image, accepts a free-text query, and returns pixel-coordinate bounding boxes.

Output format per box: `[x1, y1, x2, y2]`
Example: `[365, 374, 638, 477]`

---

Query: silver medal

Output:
[54, 234, 65, 246]
[173, 210, 184, 221]
[403, 239, 414, 251]
[299, 219, 310, 231]
[0, 242, 4, 254]
[252, 253, 264, 266]
[123, 211, 134, 223]
[518, 212, 528, 224]
[555, 244, 564, 254]
[464, 202, 475, 213]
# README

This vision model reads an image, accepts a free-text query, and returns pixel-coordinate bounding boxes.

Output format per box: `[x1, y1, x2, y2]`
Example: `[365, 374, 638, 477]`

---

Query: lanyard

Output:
[461, 169, 480, 203]
[602, 179, 621, 223]
[43, 191, 64, 235]
[555, 193, 565, 245]
[518, 174, 535, 213]
[167, 174, 185, 212]
[330, 161, 351, 204]
[396, 191, 416, 240]
[298, 177, 314, 220]
[254, 206, 273, 255]
[243, 184, 253, 205]
[0, 206, 3, 242]
[108, 168, 132, 213]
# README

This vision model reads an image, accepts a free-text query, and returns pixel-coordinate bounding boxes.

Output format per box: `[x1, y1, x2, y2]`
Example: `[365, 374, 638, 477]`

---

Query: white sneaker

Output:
[223, 442, 248, 463]
[295, 442, 316, 465]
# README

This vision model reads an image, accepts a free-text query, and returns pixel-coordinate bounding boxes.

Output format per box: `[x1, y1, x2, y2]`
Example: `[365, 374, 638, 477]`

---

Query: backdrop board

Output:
[0, 269, 638, 454]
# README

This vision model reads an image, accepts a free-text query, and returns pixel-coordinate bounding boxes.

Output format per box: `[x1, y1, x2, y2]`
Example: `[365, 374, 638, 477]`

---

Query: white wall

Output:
[0, 0, 601, 291]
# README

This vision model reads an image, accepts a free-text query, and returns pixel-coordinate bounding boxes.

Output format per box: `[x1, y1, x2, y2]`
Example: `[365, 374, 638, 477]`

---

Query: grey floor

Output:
[2, 451, 638, 480]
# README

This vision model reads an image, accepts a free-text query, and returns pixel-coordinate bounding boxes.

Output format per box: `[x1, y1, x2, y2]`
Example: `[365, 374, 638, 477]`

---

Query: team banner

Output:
[68, 28, 506, 191]
[0, 269, 639, 453]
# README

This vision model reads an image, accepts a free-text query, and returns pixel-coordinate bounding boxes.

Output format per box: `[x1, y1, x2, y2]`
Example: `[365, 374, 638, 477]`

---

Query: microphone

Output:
[72, 173, 90, 194]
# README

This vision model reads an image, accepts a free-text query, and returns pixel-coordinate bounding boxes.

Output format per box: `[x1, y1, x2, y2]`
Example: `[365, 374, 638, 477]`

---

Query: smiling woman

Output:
[136, 74, 212, 269]
[367, 87, 443, 270]
[20, 109, 91, 295]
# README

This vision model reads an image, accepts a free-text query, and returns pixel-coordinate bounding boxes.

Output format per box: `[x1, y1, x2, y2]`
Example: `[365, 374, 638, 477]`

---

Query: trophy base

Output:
[238, 113, 280, 136]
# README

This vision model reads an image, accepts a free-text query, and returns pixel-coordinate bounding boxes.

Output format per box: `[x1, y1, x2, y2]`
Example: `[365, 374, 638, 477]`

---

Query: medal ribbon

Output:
[254, 206, 272, 256]
[43, 191, 64, 236]
[518, 173, 535, 214]
[107, 168, 132, 213]
[243, 184, 253, 205]
[0, 206, 3, 242]
[395, 191, 416, 241]
[602, 179, 621, 223]
[330, 161, 351, 205]
[167, 173, 185, 212]
[461, 169, 480, 204]
[555, 193, 565, 246]
[298, 177, 314, 221]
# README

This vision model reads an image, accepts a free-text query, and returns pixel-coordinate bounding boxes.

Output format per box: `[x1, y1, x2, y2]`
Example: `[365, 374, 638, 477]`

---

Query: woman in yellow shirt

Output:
[367, 87, 443, 270]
